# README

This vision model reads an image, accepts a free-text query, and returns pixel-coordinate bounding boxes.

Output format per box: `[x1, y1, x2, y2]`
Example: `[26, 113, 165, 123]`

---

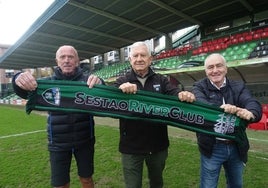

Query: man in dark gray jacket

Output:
[114, 41, 196, 188]
[12, 45, 103, 188]
[192, 53, 262, 188]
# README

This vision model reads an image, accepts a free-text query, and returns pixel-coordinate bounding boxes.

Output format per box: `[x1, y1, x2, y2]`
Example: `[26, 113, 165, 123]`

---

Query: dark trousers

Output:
[121, 149, 168, 188]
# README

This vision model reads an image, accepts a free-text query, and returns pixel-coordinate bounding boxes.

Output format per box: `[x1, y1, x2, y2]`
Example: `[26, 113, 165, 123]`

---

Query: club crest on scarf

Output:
[214, 113, 235, 134]
[42, 87, 61, 106]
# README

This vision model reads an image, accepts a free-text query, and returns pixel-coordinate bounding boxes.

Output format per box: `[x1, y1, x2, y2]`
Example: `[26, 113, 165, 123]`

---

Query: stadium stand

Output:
[94, 62, 130, 80]
[0, 93, 26, 105]
[149, 26, 268, 73]
[0, 1, 267, 132]
[249, 41, 268, 58]
[262, 104, 268, 117]
[89, 25, 268, 81]
[248, 113, 268, 130]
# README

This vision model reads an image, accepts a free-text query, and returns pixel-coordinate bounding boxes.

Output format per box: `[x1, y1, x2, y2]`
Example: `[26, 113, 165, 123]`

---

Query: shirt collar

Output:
[210, 77, 226, 90]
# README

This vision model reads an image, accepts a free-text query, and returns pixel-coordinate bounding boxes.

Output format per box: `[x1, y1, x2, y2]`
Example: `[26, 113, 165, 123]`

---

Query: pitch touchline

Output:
[248, 137, 268, 142]
[1, 129, 267, 143]
[0, 130, 45, 139]
[0, 129, 267, 160]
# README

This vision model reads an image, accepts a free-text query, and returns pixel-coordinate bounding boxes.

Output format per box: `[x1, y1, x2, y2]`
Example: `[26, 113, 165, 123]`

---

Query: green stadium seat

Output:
[240, 53, 249, 59]
[227, 50, 235, 56]
[225, 47, 232, 53]
[249, 42, 257, 48]
[225, 55, 231, 62]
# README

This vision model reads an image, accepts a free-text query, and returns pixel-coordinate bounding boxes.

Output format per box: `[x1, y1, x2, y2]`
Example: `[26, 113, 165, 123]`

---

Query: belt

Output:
[216, 139, 235, 145]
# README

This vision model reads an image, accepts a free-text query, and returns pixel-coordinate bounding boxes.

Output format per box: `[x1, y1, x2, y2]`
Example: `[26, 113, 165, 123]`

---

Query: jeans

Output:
[121, 149, 168, 188]
[200, 142, 244, 188]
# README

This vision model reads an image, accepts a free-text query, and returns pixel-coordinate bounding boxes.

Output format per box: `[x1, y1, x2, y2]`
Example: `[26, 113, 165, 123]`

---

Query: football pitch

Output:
[0, 104, 268, 187]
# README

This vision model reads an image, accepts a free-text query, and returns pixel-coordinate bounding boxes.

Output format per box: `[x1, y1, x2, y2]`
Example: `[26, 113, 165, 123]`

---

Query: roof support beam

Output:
[48, 20, 135, 44]
[68, 1, 165, 36]
[148, 0, 202, 26]
[35, 32, 115, 50]
[238, 0, 254, 12]
[231, 67, 246, 83]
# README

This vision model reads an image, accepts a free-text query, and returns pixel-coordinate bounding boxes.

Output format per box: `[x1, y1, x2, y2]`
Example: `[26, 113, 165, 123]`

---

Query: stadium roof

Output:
[0, 0, 268, 70]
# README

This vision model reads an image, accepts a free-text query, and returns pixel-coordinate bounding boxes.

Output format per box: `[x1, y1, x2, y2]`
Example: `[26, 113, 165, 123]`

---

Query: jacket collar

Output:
[128, 67, 155, 81]
[54, 67, 83, 80]
[206, 77, 229, 91]
[209, 77, 226, 90]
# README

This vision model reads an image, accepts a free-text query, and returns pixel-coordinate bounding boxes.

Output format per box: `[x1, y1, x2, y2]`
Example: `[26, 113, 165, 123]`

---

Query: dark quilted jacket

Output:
[12, 67, 96, 151]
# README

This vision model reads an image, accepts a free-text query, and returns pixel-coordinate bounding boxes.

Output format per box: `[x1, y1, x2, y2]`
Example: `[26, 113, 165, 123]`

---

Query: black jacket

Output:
[12, 67, 98, 151]
[113, 68, 180, 154]
[192, 77, 262, 163]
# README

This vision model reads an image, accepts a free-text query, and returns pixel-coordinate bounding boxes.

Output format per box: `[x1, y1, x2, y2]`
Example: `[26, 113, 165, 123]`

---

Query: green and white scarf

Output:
[26, 80, 247, 143]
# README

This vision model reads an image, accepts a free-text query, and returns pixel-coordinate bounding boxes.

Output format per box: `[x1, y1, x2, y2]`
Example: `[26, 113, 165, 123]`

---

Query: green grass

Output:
[0, 104, 268, 187]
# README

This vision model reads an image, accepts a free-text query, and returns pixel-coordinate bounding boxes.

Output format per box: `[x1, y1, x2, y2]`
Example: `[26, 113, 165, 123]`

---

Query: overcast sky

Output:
[0, 0, 54, 45]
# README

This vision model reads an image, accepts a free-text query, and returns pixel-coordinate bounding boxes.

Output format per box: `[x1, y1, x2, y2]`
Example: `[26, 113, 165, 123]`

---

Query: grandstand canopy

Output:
[0, 0, 268, 69]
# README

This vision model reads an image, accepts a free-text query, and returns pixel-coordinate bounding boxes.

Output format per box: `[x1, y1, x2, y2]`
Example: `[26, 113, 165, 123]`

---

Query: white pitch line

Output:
[1, 130, 267, 143]
[0, 130, 45, 139]
[1, 129, 268, 160]
[255, 156, 268, 161]
[248, 137, 268, 142]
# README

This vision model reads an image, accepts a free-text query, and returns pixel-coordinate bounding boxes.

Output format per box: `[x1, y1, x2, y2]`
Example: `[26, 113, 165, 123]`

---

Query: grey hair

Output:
[129, 41, 151, 57]
[204, 53, 227, 67]
[56, 45, 79, 59]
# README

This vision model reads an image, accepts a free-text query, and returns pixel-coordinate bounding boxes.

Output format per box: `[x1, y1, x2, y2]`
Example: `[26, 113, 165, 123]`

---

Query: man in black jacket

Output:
[12, 45, 103, 188]
[114, 41, 196, 188]
[192, 53, 262, 188]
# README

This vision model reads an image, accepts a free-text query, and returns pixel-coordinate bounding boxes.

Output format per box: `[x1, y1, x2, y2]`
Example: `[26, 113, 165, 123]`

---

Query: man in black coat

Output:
[192, 53, 262, 188]
[114, 41, 196, 188]
[12, 45, 103, 188]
